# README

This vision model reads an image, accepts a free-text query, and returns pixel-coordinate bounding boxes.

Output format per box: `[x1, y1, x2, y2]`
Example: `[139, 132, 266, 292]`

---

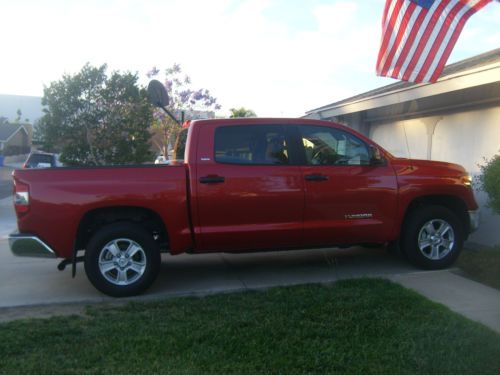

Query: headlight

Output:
[462, 173, 472, 187]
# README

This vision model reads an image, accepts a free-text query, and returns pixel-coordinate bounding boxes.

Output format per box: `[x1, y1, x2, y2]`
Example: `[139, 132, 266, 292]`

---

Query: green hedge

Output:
[478, 153, 500, 214]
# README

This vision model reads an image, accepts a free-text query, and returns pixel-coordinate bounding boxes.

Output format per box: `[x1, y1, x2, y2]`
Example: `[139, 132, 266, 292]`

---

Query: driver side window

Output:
[299, 125, 370, 166]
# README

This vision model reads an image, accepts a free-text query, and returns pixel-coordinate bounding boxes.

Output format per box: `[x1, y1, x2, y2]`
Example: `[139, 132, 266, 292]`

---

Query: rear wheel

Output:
[84, 223, 161, 297]
[402, 205, 464, 269]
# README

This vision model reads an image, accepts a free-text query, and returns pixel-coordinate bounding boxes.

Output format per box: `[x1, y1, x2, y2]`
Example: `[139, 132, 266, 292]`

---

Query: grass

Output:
[1, 279, 500, 374]
[457, 246, 500, 291]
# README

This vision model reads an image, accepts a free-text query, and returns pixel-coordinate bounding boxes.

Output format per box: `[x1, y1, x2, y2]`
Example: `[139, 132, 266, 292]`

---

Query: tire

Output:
[401, 205, 464, 269]
[84, 222, 161, 297]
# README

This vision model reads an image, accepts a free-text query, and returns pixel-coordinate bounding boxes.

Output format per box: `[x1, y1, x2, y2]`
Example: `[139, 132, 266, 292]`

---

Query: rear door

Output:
[297, 124, 398, 246]
[194, 123, 304, 252]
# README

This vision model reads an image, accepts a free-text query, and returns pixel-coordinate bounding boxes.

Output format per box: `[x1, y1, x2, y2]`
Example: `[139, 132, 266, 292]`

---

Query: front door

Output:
[195, 123, 304, 252]
[297, 124, 398, 246]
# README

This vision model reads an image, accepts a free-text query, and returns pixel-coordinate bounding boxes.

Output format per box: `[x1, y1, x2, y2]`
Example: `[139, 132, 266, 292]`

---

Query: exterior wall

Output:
[369, 106, 500, 247]
[1, 128, 30, 155]
[7, 130, 28, 148]
[370, 119, 428, 160]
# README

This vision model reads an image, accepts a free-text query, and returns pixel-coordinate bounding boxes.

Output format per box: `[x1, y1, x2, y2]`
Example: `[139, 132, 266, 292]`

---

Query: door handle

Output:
[199, 176, 225, 184]
[305, 174, 329, 181]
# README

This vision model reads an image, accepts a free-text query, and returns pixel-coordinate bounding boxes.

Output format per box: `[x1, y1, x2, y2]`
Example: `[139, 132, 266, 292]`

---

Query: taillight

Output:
[14, 181, 30, 215]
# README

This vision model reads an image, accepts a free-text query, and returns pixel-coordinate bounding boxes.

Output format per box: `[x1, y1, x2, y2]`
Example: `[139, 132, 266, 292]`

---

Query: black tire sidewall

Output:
[84, 223, 161, 297]
[402, 206, 464, 270]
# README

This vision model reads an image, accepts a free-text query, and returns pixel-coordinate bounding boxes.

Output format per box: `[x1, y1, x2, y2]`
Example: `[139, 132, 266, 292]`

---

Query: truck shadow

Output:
[148, 246, 417, 296]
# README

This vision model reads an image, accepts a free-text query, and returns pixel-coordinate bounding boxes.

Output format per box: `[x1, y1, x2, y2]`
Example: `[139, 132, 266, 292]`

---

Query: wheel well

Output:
[402, 195, 470, 236]
[76, 206, 169, 252]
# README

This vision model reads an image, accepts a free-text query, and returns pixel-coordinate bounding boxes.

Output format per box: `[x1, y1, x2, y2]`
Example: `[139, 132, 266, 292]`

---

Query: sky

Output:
[0, 0, 499, 117]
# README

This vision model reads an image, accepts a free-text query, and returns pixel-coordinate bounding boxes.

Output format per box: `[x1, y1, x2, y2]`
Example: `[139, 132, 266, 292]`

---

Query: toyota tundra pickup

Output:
[9, 117, 479, 297]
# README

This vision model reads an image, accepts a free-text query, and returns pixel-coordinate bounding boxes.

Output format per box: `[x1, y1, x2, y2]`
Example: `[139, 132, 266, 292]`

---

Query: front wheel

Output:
[401, 206, 464, 269]
[84, 223, 161, 297]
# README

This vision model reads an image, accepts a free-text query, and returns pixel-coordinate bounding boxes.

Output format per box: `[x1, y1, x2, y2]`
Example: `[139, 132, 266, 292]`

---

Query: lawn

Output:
[1, 279, 500, 374]
[457, 246, 500, 291]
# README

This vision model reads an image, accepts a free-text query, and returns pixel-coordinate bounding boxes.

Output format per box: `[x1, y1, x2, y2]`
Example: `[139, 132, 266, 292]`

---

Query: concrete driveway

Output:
[0, 237, 418, 308]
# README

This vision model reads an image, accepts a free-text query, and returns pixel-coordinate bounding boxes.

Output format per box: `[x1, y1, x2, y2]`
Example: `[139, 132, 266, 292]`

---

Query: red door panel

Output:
[194, 124, 305, 252]
[302, 165, 398, 246]
[298, 124, 398, 246]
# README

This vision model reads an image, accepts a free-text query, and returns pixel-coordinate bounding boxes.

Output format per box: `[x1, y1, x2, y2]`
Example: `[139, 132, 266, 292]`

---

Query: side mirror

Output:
[369, 145, 385, 166]
[147, 80, 180, 125]
[147, 80, 169, 107]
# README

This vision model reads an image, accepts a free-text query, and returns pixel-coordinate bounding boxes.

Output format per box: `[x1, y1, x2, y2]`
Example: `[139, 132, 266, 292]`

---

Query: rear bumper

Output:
[468, 210, 480, 233]
[8, 232, 57, 258]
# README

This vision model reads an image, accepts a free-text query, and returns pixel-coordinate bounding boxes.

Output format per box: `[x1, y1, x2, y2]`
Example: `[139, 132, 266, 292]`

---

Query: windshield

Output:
[26, 154, 54, 168]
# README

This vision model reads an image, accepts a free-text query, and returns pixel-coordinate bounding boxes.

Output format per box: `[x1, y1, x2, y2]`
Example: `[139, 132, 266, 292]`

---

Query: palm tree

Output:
[229, 107, 256, 118]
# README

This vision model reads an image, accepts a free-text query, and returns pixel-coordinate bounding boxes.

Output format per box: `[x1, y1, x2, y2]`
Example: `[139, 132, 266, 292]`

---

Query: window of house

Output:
[215, 125, 289, 165]
[299, 125, 370, 166]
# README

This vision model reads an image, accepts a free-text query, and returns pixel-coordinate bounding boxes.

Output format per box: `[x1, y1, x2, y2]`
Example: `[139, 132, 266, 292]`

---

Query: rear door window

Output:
[215, 125, 289, 165]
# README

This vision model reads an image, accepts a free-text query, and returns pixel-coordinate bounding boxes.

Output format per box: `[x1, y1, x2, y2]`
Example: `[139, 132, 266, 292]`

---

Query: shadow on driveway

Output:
[0, 242, 417, 309]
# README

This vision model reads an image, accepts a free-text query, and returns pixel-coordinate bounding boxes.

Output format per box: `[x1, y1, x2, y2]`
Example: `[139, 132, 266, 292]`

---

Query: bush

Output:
[478, 152, 500, 214]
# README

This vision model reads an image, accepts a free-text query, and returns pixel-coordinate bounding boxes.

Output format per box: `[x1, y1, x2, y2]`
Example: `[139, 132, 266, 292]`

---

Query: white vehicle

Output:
[154, 155, 169, 164]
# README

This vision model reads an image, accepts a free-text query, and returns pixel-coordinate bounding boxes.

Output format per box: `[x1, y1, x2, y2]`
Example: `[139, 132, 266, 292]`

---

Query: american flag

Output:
[376, 0, 493, 83]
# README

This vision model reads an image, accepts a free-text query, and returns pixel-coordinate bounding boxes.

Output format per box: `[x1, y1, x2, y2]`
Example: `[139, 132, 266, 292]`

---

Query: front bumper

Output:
[9, 232, 57, 258]
[468, 210, 480, 233]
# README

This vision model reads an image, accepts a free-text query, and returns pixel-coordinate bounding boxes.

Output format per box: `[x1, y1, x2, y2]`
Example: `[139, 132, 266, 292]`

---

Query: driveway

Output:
[2, 232, 500, 333]
[0, 236, 417, 308]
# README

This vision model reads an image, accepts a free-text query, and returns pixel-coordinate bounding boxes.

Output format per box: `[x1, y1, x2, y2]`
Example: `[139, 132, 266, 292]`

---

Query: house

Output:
[0, 123, 31, 156]
[305, 48, 500, 247]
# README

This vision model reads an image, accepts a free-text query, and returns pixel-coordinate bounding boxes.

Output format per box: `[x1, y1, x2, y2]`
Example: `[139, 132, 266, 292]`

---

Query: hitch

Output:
[57, 256, 84, 272]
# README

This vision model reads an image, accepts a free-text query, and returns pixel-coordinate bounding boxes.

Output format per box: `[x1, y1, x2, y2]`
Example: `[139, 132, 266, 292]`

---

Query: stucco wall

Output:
[369, 106, 500, 247]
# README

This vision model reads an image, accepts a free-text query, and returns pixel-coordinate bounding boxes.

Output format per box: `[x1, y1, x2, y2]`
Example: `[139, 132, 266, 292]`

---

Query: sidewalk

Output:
[390, 270, 500, 334]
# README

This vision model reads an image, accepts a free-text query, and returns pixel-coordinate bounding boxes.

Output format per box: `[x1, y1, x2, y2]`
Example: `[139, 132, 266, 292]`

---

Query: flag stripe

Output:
[401, 0, 451, 81]
[392, 0, 442, 79]
[376, 0, 492, 83]
[429, 0, 493, 81]
[418, 0, 478, 82]
[377, 0, 404, 72]
[378, 1, 412, 74]
[388, 6, 429, 78]
[383, 5, 423, 77]
[408, 0, 463, 82]
[380, 2, 418, 76]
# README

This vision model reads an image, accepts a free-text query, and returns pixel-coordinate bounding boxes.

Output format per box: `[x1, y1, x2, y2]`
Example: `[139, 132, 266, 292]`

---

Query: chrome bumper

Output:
[8, 232, 57, 258]
[468, 210, 480, 233]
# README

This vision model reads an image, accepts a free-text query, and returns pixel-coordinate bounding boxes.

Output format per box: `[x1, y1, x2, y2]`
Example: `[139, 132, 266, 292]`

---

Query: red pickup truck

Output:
[9, 118, 479, 296]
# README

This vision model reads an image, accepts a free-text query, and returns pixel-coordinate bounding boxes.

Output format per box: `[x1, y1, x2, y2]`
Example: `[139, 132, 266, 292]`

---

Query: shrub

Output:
[478, 152, 500, 214]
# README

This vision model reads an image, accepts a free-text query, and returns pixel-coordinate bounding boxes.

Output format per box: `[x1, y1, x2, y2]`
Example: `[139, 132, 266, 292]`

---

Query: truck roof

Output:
[189, 117, 343, 127]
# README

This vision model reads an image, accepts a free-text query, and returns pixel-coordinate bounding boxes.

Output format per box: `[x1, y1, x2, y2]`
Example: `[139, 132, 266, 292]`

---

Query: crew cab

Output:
[8, 116, 479, 297]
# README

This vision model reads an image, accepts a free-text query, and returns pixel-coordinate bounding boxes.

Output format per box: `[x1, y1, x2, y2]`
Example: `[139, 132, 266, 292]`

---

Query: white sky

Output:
[0, 0, 499, 117]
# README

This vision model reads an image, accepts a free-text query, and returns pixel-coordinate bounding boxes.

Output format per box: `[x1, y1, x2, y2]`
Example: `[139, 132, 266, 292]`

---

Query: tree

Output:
[229, 107, 256, 118]
[38, 63, 154, 166]
[478, 153, 500, 214]
[147, 64, 221, 157]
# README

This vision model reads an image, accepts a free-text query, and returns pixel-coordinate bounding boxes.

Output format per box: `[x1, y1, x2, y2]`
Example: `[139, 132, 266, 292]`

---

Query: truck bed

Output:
[12, 165, 193, 258]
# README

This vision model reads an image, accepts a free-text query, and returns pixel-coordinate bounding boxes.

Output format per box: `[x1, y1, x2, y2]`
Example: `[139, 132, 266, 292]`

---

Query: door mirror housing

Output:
[369, 145, 385, 166]
[147, 80, 180, 125]
[147, 80, 169, 107]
